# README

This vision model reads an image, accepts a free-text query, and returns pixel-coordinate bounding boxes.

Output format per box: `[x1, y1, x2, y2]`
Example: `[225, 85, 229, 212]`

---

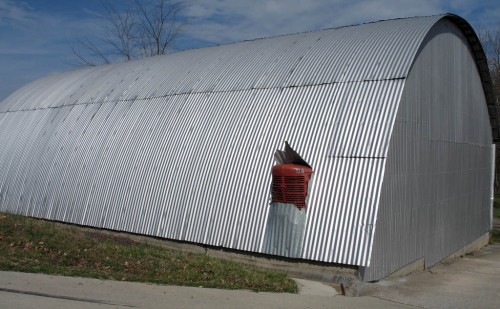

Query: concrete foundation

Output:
[54, 221, 491, 286]
[371, 232, 490, 282]
[53, 220, 358, 285]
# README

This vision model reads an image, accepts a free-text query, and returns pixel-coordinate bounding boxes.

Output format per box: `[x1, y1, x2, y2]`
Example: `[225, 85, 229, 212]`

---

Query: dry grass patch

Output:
[0, 212, 296, 293]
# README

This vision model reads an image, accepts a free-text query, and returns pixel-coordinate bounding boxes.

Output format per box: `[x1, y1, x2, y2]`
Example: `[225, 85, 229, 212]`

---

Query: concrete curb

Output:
[293, 278, 339, 296]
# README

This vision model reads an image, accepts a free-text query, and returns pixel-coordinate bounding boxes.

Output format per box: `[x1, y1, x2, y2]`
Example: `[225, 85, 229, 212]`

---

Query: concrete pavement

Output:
[0, 271, 414, 309]
[354, 243, 500, 309]
[2, 243, 500, 308]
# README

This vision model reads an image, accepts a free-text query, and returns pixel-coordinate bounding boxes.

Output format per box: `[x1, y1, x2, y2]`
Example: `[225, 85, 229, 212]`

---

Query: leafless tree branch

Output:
[478, 25, 500, 191]
[69, 0, 189, 66]
[479, 25, 500, 102]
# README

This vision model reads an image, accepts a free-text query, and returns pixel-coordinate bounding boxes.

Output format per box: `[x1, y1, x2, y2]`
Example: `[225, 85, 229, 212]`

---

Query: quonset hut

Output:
[0, 14, 497, 281]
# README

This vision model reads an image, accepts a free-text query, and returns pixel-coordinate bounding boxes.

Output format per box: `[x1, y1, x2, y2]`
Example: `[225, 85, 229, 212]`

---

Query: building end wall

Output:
[362, 18, 493, 281]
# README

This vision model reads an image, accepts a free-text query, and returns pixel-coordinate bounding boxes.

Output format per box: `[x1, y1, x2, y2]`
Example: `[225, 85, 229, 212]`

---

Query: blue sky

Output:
[1, 0, 499, 101]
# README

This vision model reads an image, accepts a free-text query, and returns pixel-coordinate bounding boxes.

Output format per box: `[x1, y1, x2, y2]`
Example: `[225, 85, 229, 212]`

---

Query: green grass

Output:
[494, 194, 500, 218]
[0, 212, 297, 293]
[494, 205, 500, 219]
[491, 229, 500, 243]
[491, 194, 500, 243]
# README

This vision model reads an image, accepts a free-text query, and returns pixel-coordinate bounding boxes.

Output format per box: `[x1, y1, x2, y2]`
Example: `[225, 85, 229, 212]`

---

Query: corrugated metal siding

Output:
[362, 19, 493, 280]
[0, 81, 403, 266]
[0, 15, 493, 269]
[263, 202, 308, 258]
[1, 16, 440, 113]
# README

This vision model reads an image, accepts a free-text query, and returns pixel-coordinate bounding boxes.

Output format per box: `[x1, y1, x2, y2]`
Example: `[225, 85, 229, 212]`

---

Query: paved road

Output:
[1, 243, 499, 308]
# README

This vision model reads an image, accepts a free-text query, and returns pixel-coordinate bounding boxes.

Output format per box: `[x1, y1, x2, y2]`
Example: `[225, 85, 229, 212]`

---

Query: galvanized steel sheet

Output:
[361, 19, 494, 280]
[0, 14, 495, 270]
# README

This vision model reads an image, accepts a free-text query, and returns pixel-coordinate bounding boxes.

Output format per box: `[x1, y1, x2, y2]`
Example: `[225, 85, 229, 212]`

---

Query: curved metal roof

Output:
[445, 15, 499, 142]
[0, 14, 494, 267]
[2, 16, 440, 111]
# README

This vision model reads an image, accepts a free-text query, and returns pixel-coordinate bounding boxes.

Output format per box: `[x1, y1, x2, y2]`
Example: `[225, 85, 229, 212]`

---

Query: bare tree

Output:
[479, 26, 500, 104]
[70, 0, 189, 66]
[134, 0, 186, 58]
[479, 26, 500, 192]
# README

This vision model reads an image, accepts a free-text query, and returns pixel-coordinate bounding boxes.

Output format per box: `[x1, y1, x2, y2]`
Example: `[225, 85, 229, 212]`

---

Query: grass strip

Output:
[491, 229, 500, 243]
[0, 212, 297, 293]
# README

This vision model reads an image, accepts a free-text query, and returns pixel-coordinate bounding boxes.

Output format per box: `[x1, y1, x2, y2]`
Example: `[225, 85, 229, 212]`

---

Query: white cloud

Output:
[0, 0, 105, 99]
[0, 0, 105, 56]
[0, 0, 33, 25]
[182, 0, 446, 45]
[447, 0, 500, 29]
[1, 0, 499, 101]
[180, 0, 500, 48]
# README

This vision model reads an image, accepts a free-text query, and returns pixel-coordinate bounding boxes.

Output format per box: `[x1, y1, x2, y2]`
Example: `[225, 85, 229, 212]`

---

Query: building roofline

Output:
[444, 14, 499, 143]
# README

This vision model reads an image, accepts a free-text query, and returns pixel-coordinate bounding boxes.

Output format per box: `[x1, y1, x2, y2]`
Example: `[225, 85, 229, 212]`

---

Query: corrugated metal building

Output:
[0, 14, 497, 281]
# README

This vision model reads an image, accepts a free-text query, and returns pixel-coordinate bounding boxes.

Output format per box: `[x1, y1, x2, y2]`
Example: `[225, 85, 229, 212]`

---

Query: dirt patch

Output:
[84, 231, 144, 246]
